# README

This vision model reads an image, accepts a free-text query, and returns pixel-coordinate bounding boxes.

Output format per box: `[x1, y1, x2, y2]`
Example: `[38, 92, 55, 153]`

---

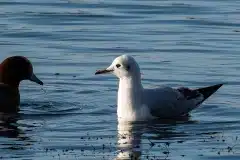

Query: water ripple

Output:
[0, 0, 239, 159]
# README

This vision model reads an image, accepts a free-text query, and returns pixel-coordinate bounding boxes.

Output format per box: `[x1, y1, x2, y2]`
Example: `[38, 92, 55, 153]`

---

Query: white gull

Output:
[95, 55, 223, 121]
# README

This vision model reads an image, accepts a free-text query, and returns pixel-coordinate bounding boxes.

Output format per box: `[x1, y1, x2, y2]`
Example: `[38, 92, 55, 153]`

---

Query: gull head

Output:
[95, 54, 140, 79]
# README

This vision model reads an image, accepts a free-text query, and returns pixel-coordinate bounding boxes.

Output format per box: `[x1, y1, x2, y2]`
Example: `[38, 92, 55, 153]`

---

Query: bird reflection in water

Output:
[115, 117, 196, 160]
[0, 113, 21, 138]
[116, 121, 145, 160]
[0, 112, 33, 148]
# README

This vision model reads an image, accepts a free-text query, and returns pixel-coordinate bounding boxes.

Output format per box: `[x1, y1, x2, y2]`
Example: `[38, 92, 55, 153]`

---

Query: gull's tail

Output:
[195, 83, 224, 104]
[179, 83, 224, 117]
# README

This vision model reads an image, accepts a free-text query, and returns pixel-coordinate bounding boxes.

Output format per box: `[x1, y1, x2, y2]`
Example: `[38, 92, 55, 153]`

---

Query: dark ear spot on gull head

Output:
[0, 56, 43, 86]
[126, 65, 130, 71]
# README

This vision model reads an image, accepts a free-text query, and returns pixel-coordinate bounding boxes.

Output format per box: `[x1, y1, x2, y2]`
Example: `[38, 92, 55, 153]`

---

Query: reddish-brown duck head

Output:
[0, 56, 43, 87]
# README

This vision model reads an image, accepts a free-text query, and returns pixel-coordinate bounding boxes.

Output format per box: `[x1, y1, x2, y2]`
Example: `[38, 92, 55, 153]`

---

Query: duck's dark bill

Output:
[30, 73, 43, 85]
[95, 69, 112, 75]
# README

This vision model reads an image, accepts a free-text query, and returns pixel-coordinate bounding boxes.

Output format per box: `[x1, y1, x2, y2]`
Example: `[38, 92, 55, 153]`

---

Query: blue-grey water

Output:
[0, 0, 240, 159]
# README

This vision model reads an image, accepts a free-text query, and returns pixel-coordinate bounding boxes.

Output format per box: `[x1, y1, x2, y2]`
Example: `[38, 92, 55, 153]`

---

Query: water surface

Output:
[0, 0, 240, 159]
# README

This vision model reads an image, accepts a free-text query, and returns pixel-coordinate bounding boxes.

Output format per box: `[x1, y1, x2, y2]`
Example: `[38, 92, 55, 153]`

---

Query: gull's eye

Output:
[116, 64, 121, 68]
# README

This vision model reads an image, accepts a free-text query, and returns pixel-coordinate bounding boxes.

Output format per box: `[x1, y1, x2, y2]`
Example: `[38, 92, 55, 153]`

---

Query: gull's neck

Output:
[117, 75, 144, 121]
